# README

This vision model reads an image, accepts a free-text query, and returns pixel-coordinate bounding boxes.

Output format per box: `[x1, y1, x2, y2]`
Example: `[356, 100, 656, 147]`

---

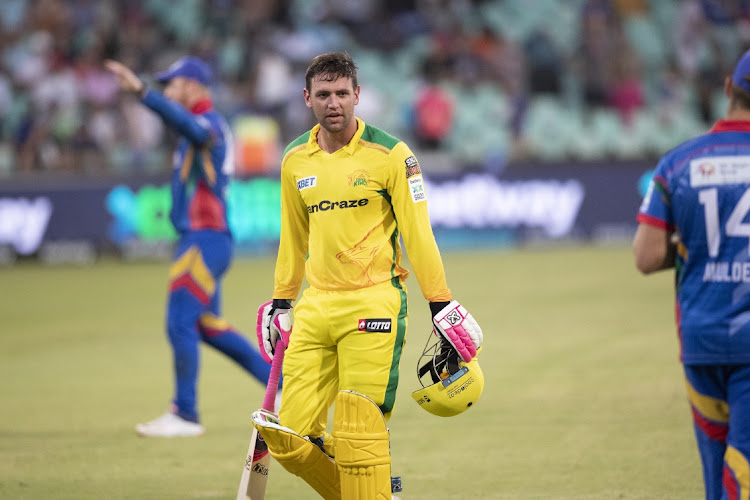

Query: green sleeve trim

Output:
[281, 131, 311, 160]
[361, 124, 400, 150]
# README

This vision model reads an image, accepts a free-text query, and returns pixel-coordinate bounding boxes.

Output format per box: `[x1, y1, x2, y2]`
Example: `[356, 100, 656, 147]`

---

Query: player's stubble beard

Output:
[320, 115, 351, 134]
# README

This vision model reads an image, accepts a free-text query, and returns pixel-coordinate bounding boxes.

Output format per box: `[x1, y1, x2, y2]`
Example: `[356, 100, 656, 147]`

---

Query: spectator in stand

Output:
[413, 56, 454, 151]
[6, 0, 750, 170]
[613, 0, 649, 17]
[524, 29, 563, 96]
[574, 0, 624, 109]
[473, 26, 528, 142]
[656, 59, 690, 126]
[697, 38, 733, 124]
[701, 0, 750, 27]
[608, 48, 645, 126]
[675, 0, 711, 80]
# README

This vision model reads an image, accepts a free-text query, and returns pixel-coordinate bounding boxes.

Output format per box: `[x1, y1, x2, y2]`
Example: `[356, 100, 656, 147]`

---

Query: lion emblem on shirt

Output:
[347, 170, 370, 188]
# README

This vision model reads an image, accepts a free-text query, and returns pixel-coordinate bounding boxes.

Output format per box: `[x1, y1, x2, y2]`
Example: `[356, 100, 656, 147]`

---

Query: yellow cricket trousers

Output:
[279, 278, 408, 438]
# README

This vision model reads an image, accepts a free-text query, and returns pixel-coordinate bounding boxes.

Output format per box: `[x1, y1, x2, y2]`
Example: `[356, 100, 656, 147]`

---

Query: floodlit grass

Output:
[0, 245, 702, 499]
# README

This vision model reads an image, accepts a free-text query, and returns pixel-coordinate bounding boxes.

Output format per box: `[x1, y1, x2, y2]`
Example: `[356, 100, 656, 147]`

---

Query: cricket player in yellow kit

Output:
[252, 52, 483, 500]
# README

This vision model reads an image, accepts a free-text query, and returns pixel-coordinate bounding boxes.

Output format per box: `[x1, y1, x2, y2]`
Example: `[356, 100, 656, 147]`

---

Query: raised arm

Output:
[105, 59, 210, 145]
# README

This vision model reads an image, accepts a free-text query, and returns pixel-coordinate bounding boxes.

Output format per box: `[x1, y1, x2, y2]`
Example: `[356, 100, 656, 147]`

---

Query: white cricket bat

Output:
[236, 341, 285, 500]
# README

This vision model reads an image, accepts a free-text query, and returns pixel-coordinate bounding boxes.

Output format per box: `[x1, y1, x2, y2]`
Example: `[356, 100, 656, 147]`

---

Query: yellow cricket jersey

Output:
[273, 118, 452, 303]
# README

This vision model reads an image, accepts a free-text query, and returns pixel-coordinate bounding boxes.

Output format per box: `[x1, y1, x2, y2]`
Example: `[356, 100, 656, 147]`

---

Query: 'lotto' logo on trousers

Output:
[358, 319, 392, 332]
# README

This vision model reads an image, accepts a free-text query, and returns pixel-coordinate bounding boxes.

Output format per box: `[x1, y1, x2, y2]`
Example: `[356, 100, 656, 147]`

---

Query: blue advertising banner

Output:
[0, 160, 652, 262]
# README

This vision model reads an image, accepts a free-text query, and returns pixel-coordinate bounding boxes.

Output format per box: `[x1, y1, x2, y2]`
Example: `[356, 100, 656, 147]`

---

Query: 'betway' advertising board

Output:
[0, 161, 651, 261]
[427, 176, 584, 237]
[0, 196, 53, 255]
[427, 162, 651, 247]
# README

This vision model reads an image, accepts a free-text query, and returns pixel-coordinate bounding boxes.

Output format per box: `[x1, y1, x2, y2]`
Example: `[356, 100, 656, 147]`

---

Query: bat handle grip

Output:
[262, 341, 285, 412]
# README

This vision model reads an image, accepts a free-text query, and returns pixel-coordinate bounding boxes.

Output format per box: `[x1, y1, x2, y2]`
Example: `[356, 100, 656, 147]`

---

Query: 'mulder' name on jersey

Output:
[703, 261, 750, 283]
[308, 198, 369, 213]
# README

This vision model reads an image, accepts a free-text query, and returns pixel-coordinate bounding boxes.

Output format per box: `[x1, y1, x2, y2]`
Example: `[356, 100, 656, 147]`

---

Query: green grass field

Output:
[0, 245, 703, 499]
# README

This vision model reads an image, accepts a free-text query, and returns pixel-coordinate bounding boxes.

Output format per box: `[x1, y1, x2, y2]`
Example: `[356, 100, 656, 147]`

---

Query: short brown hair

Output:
[732, 81, 750, 111]
[305, 52, 358, 92]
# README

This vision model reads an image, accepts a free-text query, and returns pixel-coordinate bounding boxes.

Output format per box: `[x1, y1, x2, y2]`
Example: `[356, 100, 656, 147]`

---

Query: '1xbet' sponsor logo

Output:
[297, 176, 317, 190]
[358, 318, 392, 332]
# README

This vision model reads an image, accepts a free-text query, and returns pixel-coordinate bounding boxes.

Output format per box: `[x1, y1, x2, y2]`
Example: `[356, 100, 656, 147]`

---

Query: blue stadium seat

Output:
[589, 108, 624, 157]
[524, 96, 572, 160]
[613, 110, 656, 159]
[624, 15, 667, 70]
[445, 83, 512, 163]
[566, 106, 605, 161]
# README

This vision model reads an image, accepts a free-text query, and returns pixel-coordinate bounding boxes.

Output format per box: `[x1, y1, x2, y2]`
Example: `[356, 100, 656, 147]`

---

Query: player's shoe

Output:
[135, 411, 205, 438]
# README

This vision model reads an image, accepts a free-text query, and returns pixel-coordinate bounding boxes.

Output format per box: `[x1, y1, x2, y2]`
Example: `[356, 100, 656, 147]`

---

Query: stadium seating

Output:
[0, 0, 743, 174]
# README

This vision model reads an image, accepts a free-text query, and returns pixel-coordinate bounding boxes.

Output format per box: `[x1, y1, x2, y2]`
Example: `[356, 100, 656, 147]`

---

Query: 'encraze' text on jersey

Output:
[273, 118, 451, 302]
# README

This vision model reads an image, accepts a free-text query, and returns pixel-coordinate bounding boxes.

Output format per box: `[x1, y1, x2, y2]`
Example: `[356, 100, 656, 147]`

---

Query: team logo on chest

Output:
[348, 170, 370, 187]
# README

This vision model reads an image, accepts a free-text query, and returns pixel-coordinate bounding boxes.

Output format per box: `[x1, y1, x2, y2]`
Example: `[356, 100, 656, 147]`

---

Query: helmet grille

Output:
[417, 331, 461, 387]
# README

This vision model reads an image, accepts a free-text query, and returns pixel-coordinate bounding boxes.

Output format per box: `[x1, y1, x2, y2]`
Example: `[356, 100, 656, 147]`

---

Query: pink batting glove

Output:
[256, 300, 292, 364]
[432, 300, 483, 362]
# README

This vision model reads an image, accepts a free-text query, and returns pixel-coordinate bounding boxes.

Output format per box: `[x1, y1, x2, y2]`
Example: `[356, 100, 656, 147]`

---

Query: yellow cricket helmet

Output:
[411, 332, 484, 417]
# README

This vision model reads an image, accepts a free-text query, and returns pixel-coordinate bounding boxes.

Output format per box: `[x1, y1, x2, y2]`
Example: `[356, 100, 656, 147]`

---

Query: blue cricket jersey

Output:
[638, 119, 750, 364]
[141, 89, 234, 236]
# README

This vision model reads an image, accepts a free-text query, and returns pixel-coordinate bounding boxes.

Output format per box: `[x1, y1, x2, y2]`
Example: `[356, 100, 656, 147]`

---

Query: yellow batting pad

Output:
[333, 390, 392, 500]
[252, 418, 340, 500]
